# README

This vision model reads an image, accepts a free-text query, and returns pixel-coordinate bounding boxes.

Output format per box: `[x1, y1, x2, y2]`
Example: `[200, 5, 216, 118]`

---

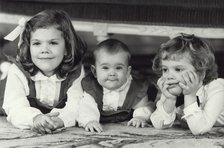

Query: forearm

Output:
[3, 65, 42, 129]
[52, 67, 84, 128]
[163, 99, 176, 114]
[184, 94, 197, 108]
[183, 101, 222, 135]
[6, 107, 42, 129]
[150, 98, 176, 129]
[133, 105, 153, 120]
[133, 96, 155, 120]
[77, 92, 100, 128]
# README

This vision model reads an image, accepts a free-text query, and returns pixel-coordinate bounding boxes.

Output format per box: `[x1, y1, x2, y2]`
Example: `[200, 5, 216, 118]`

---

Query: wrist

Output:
[133, 116, 147, 120]
[33, 114, 43, 123]
[163, 99, 176, 114]
[184, 94, 197, 107]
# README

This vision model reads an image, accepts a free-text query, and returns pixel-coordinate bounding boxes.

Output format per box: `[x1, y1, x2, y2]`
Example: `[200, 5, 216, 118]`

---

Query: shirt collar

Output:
[31, 71, 64, 82]
[103, 75, 132, 94]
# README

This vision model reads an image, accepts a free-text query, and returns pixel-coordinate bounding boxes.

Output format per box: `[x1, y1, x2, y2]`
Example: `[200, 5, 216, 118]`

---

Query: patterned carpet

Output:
[0, 117, 223, 148]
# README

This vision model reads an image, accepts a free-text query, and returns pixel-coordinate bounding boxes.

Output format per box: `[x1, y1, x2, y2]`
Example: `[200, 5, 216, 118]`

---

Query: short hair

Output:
[18, 9, 86, 78]
[153, 33, 218, 85]
[92, 39, 131, 65]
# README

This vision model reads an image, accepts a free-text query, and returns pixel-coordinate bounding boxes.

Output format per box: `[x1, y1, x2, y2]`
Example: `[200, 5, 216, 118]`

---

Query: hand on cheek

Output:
[179, 71, 201, 95]
[157, 77, 177, 100]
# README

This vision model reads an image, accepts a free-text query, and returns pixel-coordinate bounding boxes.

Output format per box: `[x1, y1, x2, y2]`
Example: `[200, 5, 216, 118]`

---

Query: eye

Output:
[50, 41, 58, 45]
[102, 66, 109, 70]
[162, 68, 168, 73]
[116, 66, 123, 70]
[175, 68, 183, 72]
[32, 42, 40, 46]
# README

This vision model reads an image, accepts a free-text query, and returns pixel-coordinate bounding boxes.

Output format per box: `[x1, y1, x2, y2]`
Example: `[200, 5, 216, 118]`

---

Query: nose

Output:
[164, 71, 175, 80]
[109, 69, 116, 76]
[40, 43, 50, 53]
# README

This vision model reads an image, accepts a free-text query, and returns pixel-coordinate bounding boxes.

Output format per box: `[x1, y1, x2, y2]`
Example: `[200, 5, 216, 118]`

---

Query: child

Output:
[78, 39, 155, 133]
[2, 9, 86, 134]
[150, 33, 224, 135]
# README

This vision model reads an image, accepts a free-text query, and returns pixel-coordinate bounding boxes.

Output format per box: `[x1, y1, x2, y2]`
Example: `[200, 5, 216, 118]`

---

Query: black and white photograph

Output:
[0, 0, 224, 147]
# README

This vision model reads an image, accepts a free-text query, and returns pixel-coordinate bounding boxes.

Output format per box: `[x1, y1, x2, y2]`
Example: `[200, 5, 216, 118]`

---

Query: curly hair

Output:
[17, 9, 86, 78]
[152, 33, 218, 85]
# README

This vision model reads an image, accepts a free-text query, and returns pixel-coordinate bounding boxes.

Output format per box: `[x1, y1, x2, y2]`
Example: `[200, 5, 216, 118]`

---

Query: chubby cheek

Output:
[168, 86, 183, 96]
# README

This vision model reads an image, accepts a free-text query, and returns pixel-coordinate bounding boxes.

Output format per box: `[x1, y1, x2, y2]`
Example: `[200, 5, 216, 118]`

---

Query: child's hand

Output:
[179, 71, 201, 96]
[32, 112, 60, 134]
[157, 77, 177, 100]
[85, 120, 103, 133]
[127, 116, 149, 128]
[50, 116, 64, 129]
[33, 113, 56, 134]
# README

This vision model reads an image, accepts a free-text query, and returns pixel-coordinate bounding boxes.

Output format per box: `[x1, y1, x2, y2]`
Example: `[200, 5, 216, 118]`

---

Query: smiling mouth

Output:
[38, 57, 54, 60]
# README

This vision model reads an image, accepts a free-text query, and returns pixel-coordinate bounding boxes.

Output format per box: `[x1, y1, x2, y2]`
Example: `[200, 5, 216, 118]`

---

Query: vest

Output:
[0, 58, 81, 114]
[81, 73, 151, 123]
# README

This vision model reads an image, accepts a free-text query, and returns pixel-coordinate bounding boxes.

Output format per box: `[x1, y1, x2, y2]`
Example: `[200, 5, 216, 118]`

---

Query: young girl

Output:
[78, 39, 155, 133]
[3, 9, 86, 134]
[150, 33, 224, 135]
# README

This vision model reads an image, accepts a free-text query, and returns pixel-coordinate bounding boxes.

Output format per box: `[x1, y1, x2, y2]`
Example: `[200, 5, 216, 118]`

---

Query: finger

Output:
[187, 71, 196, 83]
[89, 126, 95, 133]
[45, 122, 55, 130]
[140, 122, 144, 128]
[191, 71, 199, 83]
[44, 127, 52, 134]
[44, 116, 56, 128]
[40, 119, 56, 132]
[47, 112, 60, 118]
[85, 126, 89, 132]
[157, 77, 164, 85]
[132, 120, 137, 127]
[179, 82, 187, 89]
[182, 72, 191, 85]
[38, 126, 46, 134]
[157, 77, 166, 89]
[98, 124, 103, 131]
[142, 121, 148, 128]
[135, 122, 140, 128]
[127, 120, 132, 126]
[163, 83, 169, 90]
[95, 126, 103, 133]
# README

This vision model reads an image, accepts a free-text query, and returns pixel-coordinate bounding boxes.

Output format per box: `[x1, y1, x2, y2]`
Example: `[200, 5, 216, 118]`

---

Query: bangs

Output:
[161, 51, 183, 61]
[161, 51, 192, 62]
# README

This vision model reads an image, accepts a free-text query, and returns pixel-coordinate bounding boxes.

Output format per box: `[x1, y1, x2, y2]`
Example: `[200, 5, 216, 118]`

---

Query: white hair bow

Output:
[4, 18, 26, 41]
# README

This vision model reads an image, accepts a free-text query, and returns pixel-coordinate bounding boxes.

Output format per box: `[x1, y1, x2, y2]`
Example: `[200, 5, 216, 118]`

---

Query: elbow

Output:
[150, 118, 167, 130]
[150, 113, 172, 130]
[189, 124, 213, 135]
[191, 130, 207, 136]
[153, 124, 164, 130]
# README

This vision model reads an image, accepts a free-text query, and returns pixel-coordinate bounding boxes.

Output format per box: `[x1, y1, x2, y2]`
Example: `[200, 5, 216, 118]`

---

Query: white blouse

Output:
[78, 76, 154, 127]
[150, 78, 224, 135]
[3, 64, 84, 129]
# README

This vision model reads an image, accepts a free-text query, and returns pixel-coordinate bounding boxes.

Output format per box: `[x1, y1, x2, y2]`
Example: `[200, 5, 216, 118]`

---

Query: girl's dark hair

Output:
[18, 9, 86, 78]
[153, 33, 218, 85]
[92, 39, 131, 65]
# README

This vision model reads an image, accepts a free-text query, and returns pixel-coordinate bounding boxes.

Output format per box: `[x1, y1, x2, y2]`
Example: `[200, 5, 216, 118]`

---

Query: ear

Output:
[91, 65, 97, 78]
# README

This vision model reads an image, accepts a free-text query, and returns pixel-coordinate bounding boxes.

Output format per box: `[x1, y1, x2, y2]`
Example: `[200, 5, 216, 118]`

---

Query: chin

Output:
[168, 87, 183, 96]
